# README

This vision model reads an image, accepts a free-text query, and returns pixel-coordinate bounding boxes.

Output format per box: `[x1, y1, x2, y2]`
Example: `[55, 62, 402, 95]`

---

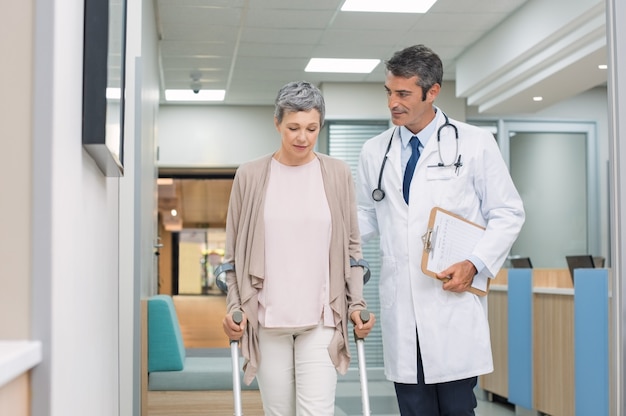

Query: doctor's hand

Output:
[437, 260, 477, 293]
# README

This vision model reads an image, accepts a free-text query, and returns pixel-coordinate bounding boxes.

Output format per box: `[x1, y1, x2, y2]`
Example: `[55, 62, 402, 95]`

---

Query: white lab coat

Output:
[357, 113, 525, 384]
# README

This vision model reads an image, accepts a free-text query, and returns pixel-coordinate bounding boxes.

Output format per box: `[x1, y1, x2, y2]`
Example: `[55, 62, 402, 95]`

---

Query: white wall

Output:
[321, 82, 389, 120]
[510, 131, 589, 267]
[0, 0, 32, 339]
[157, 81, 465, 168]
[158, 105, 276, 168]
[29, 0, 157, 414]
[36, 0, 119, 413]
[119, 0, 160, 414]
[322, 80, 466, 121]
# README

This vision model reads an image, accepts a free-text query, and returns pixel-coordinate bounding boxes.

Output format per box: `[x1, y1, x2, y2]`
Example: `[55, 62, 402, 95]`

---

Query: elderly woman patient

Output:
[221, 80, 375, 416]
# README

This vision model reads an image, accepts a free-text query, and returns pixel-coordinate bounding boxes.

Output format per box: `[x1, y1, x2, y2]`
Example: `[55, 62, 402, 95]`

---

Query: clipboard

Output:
[421, 207, 490, 296]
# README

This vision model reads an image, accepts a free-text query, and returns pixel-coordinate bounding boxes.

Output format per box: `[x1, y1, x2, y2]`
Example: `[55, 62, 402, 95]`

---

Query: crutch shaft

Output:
[231, 311, 243, 416]
[355, 309, 371, 416]
[356, 339, 371, 415]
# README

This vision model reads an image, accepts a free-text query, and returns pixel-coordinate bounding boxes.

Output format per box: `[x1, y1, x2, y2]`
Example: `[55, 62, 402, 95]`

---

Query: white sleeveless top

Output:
[259, 157, 333, 328]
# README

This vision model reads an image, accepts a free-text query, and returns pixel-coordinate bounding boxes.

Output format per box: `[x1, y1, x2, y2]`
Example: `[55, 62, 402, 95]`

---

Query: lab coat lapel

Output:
[383, 128, 404, 204]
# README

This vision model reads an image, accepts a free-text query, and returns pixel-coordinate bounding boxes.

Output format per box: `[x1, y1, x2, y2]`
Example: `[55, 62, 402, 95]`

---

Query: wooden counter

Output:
[480, 269, 575, 416]
[532, 269, 574, 416]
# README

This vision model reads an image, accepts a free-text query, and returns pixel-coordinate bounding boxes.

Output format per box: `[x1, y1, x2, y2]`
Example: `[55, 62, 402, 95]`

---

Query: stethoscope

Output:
[372, 112, 460, 202]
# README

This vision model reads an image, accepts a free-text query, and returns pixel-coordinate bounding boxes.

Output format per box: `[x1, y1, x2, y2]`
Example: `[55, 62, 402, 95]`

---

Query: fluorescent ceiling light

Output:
[341, 0, 437, 13]
[598, 64, 607, 70]
[305, 58, 380, 73]
[165, 89, 226, 102]
[533, 96, 543, 102]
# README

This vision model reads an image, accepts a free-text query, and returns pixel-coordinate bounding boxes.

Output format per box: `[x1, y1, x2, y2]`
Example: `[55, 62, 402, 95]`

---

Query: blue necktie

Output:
[403, 136, 420, 204]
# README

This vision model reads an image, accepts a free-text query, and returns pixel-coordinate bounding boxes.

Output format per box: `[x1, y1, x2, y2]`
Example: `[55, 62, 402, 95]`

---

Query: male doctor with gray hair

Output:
[357, 44, 525, 415]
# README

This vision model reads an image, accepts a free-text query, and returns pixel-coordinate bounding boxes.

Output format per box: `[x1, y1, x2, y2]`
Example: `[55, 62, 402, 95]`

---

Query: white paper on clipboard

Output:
[421, 207, 489, 296]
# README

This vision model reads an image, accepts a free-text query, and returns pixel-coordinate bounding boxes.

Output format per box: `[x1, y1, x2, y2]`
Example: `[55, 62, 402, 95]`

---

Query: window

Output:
[327, 120, 389, 368]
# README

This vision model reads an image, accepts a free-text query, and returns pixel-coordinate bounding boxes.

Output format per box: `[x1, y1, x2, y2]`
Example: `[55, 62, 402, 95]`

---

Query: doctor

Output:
[357, 45, 525, 415]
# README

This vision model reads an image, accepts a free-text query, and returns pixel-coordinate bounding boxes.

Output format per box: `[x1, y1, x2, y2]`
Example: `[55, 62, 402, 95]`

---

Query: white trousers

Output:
[256, 322, 337, 416]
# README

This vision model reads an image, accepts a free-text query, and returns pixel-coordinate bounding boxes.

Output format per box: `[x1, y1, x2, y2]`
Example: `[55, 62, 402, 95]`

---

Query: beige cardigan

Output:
[224, 152, 367, 385]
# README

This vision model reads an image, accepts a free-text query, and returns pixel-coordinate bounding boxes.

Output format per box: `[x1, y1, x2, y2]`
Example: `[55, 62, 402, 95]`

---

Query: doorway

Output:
[499, 121, 601, 268]
[157, 172, 235, 295]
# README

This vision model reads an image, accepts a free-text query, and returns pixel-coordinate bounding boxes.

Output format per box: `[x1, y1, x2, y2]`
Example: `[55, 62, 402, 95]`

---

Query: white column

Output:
[606, 0, 626, 414]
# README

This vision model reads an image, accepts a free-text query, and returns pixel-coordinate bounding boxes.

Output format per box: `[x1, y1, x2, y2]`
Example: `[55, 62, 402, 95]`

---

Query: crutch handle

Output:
[354, 309, 371, 341]
[232, 310, 243, 327]
[231, 310, 243, 416]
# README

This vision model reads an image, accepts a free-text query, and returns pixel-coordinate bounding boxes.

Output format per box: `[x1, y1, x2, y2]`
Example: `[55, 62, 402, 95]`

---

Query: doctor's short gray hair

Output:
[386, 44, 443, 101]
[274, 81, 325, 126]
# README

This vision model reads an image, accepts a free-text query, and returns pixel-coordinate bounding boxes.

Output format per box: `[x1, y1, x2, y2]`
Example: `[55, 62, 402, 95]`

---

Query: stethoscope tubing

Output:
[372, 113, 458, 202]
[371, 127, 396, 201]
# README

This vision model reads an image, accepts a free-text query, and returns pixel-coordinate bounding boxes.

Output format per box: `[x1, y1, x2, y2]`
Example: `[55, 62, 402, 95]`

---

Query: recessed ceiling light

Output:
[157, 178, 174, 185]
[533, 96, 543, 102]
[171, 209, 178, 217]
[598, 64, 608, 70]
[305, 58, 380, 73]
[341, 0, 437, 13]
[165, 89, 226, 102]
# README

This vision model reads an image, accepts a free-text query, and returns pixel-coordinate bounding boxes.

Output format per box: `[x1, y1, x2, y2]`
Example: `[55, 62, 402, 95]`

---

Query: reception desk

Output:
[480, 268, 609, 416]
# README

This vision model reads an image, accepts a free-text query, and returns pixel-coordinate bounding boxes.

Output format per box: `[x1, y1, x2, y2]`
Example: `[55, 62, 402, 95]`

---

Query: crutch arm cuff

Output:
[214, 263, 235, 293]
[350, 258, 371, 284]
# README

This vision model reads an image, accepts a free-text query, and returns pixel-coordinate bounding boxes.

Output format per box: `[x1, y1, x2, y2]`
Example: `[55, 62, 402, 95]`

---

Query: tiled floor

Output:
[334, 368, 516, 416]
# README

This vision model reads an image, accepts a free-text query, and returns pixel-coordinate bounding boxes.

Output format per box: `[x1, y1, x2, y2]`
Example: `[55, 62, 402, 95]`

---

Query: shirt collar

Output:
[399, 107, 441, 149]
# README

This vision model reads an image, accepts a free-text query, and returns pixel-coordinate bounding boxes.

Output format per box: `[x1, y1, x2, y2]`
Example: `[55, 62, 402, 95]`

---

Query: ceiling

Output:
[154, 0, 608, 231]
[158, 177, 233, 231]
[154, 0, 533, 106]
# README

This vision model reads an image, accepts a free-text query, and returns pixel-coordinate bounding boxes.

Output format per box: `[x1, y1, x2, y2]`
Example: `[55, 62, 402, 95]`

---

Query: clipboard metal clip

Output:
[422, 228, 434, 253]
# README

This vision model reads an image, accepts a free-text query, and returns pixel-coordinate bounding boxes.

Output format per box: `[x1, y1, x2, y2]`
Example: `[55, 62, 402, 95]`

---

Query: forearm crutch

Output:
[350, 258, 372, 415]
[231, 310, 243, 416]
[355, 309, 371, 416]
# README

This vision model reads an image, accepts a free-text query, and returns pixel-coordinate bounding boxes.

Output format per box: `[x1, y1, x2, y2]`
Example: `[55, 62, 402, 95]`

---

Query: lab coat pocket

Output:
[425, 165, 455, 180]
[426, 167, 473, 208]
[379, 256, 398, 309]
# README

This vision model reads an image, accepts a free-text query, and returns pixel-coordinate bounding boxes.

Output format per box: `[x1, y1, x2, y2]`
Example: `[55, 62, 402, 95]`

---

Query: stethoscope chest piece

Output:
[372, 188, 385, 202]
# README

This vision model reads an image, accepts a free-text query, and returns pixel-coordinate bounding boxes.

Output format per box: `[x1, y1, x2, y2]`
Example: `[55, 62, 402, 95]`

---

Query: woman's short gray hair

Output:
[274, 81, 325, 126]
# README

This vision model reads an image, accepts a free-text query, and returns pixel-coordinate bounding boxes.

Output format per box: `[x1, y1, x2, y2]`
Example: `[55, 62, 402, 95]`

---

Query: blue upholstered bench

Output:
[147, 294, 258, 391]
[142, 295, 263, 415]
